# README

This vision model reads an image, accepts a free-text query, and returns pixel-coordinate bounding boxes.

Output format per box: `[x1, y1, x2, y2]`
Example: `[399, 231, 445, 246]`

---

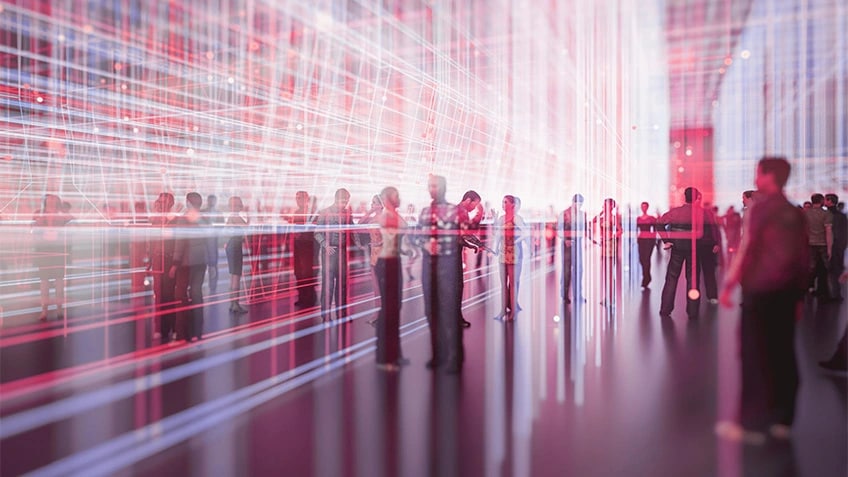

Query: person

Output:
[32, 194, 71, 321]
[699, 202, 723, 304]
[824, 194, 846, 301]
[225, 196, 248, 314]
[718, 157, 810, 442]
[200, 194, 222, 294]
[314, 188, 360, 320]
[804, 193, 833, 300]
[559, 194, 587, 304]
[415, 175, 468, 373]
[403, 203, 419, 282]
[374, 187, 412, 370]
[457, 190, 483, 328]
[636, 201, 658, 288]
[149, 192, 177, 343]
[169, 192, 212, 341]
[289, 191, 318, 307]
[723, 206, 742, 261]
[359, 194, 385, 324]
[658, 187, 704, 319]
[493, 195, 527, 320]
[592, 198, 622, 306]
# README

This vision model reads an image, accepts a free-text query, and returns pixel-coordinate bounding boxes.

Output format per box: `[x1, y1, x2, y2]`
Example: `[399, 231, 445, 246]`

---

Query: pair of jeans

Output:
[422, 253, 463, 368]
[375, 258, 402, 364]
[660, 247, 701, 317]
[320, 248, 349, 317]
[174, 264, 205, 340]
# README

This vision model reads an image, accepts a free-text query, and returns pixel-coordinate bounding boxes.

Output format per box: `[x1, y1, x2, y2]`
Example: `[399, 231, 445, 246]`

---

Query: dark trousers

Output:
[500, 259, 522, 312]
[153, 253, 177, 343]
[561, 241, 583, 300]
[376, 258, 402, 364]
[660, 247, 701, 317]
[739, 290, 799, 429]
[699, 245, 719, 300]
[294, 240, 317, 305]
[829, 248, 845, 299]
[175, 264, 206, 340]
[321, 249, 348, 317]
[422, 253, 463, 368]
[809, 245, 831, 297]
[638, 239, 654, 286]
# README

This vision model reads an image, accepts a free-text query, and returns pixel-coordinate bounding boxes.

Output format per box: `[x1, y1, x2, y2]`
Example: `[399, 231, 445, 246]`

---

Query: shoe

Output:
[494, 312, 506, 321]
[515, 303, 523, 312]
[462, 319, 471, 329]
[396, 357, 411, 366]
[659, 312, 672, 320]
[564, 297, 572, 304]
[444, 363, 462, 374]
[39, 312, 48, 321]
[714, 421, 766, 445]
[769, 424, 791, 440]
[368, 319, 378, 326]
[376, 363, 400, 372]
[425, 359, 441, 369]
[708, 298, 719, 305]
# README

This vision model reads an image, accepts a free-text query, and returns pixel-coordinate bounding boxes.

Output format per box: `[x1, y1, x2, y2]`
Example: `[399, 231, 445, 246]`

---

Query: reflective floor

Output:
[1, 252, 846, 477]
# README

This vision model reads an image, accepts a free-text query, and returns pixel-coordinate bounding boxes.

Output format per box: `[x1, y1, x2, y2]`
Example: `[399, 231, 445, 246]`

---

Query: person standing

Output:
[225, 196, 248, 314]
[804, 193, 834, 300]
[32, 194, 71, 321]
[289, 191, 318, 308]
[314, 188, 360, 320]
[636, 201, 658, 288]
[723, 206, 743, 261]
[457, 190, 483, 328]
[149, 193, 177, 343]
[374, 187, 411, 370]
[718, 157, 809, 442]
[559, 194, 587, 304]
[699, 203, 723, 304]
[592, 198, 622, 306]
[824, 194, 846, 302]
[169, 192, 211, 341]
[200, 194, 222, 294]
[658, 187, 704, 319]
[416, 175, 468, 373]
[493, 195, 527, 320]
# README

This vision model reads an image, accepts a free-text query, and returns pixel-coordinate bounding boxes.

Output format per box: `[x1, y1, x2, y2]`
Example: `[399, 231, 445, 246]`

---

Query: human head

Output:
[572, 193, 584, 208]
[742, 190, 754, 208]
[154, 192, 175, 213]
[461, 190, 482, 211]
[295, 191, 309, 209]
[810, 193, 824, 206]
[427, 175, 447, 201]
[603, 198, 617, 211]
[640, 201, 649, 213]
[380, 187, 400, 209]
[370, 194, 384, 211]
[43, 194, 61, 212]
[229, 196, 244, 212]
[825, 194, 839, 208]
[502, 195, 516, 214]
[206, 194, 217, 209]
[186, 192, 203, 210]
[334, 188, 351, 208]
[803, 201, 812, 209]
[684, 187, 700, 204]
[755, 157, 791, 194]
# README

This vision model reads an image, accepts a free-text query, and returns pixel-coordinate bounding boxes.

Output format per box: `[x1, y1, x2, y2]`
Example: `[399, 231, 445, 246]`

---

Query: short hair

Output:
[811, 193, 824, 205]
[641, 201, 649, 208]
[503, 194, 516, 205]
[757, 157, 791, 188]
[825, 193, 839, 204]
[684, 187, 700, 204]
[603, 197, 617, 209]
[743, 190, 754, 200]
[296, 190, 309, 199]
[334, 188, 350, 200]
[572, 193, 584, 204]
[186, 192, 202, 209]
[462, 190, 481, 203]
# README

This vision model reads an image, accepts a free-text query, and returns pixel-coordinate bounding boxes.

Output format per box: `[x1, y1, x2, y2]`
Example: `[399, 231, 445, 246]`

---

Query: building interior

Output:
[0, 0, 846, 475]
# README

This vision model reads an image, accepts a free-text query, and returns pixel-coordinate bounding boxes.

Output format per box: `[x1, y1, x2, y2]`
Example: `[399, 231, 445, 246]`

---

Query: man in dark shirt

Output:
[315, 188, 360, 320]
[805, 193, 833, 299]
[825, 193, 846, 301]
[658, 187, 704, 319]
[718, 157, 809, 442]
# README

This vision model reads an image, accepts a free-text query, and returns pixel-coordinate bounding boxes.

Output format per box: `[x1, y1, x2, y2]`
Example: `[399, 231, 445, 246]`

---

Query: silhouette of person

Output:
[32, 194, 71, 321]
[149, 192, 177, 343]
[718, 157, 810, 443]
[804, 193, 833, 300]
[559, 194, 587, 304]
[493, 195, 527, 320]
[225, 196, 248, 314]
[415, 175, 468, 373]
[289, 191, 318, 307]
[723, 206, 742, 262]
[824, 193, 846, 301]
[200, 194, 222, 294]
[592, 198, 622, 306]
[658, 187, 704, 319]
[636, 201, 658, 288]
[169, 192, 212, 341]
[315, 188, 360, 320]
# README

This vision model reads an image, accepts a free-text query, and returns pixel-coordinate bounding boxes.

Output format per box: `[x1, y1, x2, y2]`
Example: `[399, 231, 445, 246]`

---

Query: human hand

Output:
[713, 245, 720, 254]
[325, 245, 337, 256]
